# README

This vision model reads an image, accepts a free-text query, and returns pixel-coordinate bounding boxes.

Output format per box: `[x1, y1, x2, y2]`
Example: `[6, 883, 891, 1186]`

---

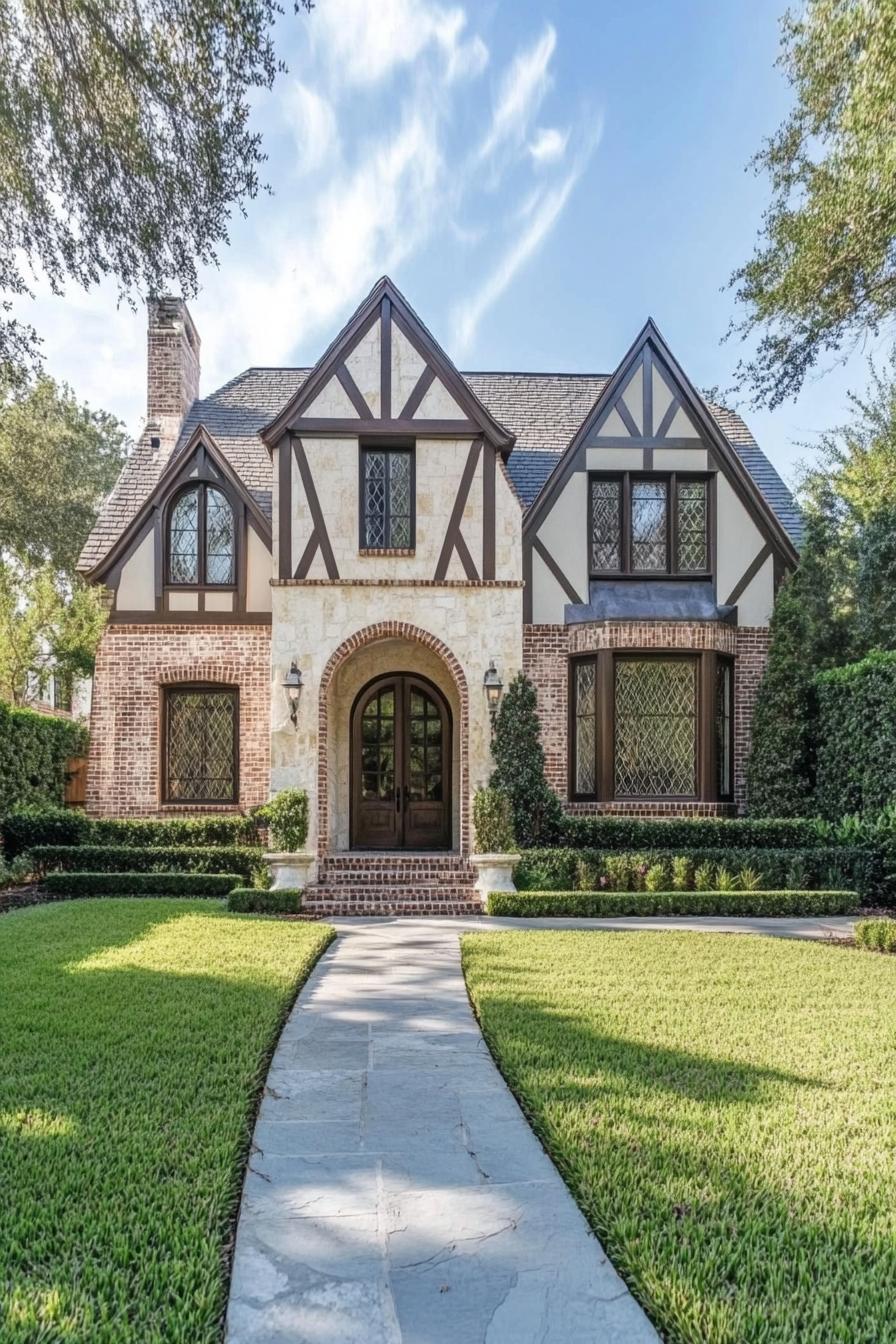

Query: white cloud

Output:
[311, 0, 488, 89]
[529, 126, 569, 165]
[285, 82, 339, 175]
[478, 25, 556, 161]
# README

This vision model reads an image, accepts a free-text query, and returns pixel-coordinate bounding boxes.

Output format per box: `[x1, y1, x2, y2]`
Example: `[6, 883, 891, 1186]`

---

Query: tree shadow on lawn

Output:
[0, 900, 327, 1344]
[472, 993, 892, 1344]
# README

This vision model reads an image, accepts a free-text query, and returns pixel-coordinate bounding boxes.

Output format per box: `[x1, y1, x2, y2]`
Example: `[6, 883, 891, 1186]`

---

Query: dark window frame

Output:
[358, 442, 416, 551]
[568, 649, 731, 804]
[161, 683, 239, 805]
[715, 655, 735, 802]
[588, 470, 714, 579]
[165, 481, 237, 588]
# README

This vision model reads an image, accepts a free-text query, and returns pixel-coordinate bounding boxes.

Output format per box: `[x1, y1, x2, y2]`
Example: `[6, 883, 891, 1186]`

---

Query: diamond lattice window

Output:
[715, 658, 733, 799]
[165, 689, 237, 802]
[363, 448, 413, 549]
[590, 478, 621, 571]
[614, 658, 697, 798]
[631, 481, 668, 571]
[574, 661, 597, 794]
[168, 484, 235, 585]
[676, 480, 708, 572]
[588, 472, 709, 576]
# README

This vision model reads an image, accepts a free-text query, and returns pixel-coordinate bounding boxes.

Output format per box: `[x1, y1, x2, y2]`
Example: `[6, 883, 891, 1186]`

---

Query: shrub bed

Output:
[515, 845, 877, 898]
[43, 872, 242, 898]
[228, 887, 302, 914]
[0, 702, 88, 814]
[557, 814, 826, 851]
[29, 844, 265, 883]
[815, 652, 896, 820]
[1, 807, 259, 858]
[487, 890, 858, 918]
[855, 918, 896, 953]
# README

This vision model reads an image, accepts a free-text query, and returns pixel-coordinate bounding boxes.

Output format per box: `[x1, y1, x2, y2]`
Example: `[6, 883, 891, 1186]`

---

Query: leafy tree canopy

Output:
[730, 0, 896, 407]
[0, 562, 108, 705]
[0, 0, 310, 377]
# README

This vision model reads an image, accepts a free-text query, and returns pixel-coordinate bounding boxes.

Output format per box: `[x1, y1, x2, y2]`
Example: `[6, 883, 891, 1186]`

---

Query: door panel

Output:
[351, 674, 450, 850]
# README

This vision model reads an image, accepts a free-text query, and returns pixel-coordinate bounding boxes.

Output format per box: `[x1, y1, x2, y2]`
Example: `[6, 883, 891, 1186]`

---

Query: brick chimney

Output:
[146, 297, 200, 427]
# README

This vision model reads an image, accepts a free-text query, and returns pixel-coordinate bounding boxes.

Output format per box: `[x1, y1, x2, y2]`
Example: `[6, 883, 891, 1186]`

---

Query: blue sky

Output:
[17, 0, 886, 482]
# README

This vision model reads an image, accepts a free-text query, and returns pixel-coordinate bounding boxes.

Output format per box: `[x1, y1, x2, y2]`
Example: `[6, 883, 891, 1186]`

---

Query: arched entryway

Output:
[351, 673, 451, 850]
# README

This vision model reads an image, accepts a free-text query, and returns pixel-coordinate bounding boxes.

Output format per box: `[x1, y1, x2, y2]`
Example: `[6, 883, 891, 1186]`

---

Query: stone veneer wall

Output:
[86, 625, 271, 816]
[523, 622, 770, 817]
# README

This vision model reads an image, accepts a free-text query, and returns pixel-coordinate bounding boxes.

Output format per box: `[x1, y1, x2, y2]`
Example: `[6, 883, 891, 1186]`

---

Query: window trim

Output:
[588, 470, 714, 579]
[715, 655, 735, 802]
[165, 482, 237, 588]
[161, 683, 240, 805]
[358, 441, 416, 552]
[569, 649, 731, 804]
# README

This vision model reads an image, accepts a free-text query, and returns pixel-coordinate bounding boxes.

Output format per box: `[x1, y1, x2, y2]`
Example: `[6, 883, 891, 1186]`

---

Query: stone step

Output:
[303, 897, 484, 916]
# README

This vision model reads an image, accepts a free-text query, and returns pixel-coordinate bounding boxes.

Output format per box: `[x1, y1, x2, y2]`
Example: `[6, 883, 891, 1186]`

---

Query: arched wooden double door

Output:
[351, 674, 451, 850]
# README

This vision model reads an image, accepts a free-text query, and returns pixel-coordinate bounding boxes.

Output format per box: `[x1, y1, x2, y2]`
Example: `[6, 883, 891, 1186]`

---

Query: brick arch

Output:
[317, 622, 470, 856]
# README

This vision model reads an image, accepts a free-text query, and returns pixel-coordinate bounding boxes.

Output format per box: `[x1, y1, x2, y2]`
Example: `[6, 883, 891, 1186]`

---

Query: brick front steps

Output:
[302, 853, 483, 916]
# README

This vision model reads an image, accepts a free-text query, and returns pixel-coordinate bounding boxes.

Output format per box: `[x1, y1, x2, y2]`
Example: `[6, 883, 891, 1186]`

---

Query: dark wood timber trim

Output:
[522, 539, 534, 621]
[614, 390, 641, 438]
[293, 437, 339, 579]
[589, 435, 702, 450]
[278, 438, 292, 580]
[724, 542, 773, 607]
[643, 345, 654, 439]
[336, 363, 372, 418]
[380, 296, 392, 420]
[399, 365, 436, 420]
[482, 442, 496, 580]
[434, 438, 482, 580]
[655, 396, 681, 439]
[533, 536, 583, 606]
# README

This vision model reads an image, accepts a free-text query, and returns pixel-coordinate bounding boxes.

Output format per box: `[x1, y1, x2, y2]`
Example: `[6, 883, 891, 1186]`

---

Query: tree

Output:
[0, 563, 108, 705]
[489, 673, 562, 848]
[0, 0, 311, 377]
[730, 0, 896, 407]
[0, 373, 128, 573]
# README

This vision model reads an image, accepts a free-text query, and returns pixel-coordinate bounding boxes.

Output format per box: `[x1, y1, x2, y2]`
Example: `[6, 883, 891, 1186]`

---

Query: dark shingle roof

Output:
[80, 366, 801, 569]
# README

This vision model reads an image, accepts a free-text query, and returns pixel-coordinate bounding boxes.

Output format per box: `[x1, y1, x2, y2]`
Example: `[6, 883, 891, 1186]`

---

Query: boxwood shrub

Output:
[815, 652, 896, 820]
[0, 702, 88, 814]
[28, 844, 266, 883]
[854, 918, 896, 953]
[1, 808, 259, 857]
[487, 890, 858, 918]
[228, 887, 302, 914]
[1, 805, 90, 857]
[42, 871, 242, 898]
[557, 815, 826, 851]
[514, 846, 879, 899]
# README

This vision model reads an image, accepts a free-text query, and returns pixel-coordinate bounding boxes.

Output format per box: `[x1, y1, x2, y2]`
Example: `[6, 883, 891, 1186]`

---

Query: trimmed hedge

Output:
[1, 807, 259, 858]
[557, 814, 827, 851]
[29, 844, 266, 883]
[514, 846, 879, 899]
[0, 701, 88, 815]
[815, 652, 896, 820]
[854, 918, 896, 954]
[42, 872, 242, 898]
[228, 887, 302, 914]
[487, 890, 858, 918]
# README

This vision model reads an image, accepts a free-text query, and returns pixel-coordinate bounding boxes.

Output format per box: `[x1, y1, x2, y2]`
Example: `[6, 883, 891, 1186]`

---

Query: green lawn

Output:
[462, 931, 896, 1344]
[0, 898, 333, 1343]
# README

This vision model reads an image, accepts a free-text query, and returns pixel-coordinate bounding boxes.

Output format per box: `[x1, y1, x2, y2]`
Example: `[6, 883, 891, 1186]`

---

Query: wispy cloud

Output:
[478, 25, 556, 161]
[311, 0, 487, 89]
[529, 126, 569, 165]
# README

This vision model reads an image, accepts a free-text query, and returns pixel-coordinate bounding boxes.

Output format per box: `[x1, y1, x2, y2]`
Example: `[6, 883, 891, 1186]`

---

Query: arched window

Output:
[167, 484, 235, 585]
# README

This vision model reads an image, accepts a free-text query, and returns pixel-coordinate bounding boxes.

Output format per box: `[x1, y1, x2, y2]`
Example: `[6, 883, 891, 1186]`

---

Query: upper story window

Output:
[168, 484, 235, 585]
[589, 472, 710, 577]
[361, 446, 414, 550]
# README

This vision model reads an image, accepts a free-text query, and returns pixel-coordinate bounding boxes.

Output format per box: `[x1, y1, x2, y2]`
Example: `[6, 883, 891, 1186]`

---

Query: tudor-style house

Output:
[79, 278, 800, 905]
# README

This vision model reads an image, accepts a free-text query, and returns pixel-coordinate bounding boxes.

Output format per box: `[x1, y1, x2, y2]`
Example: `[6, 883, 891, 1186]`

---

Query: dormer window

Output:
[167, 484, 235, 585]
[360, 446, 414, 551]
[589, 472, 710, 577]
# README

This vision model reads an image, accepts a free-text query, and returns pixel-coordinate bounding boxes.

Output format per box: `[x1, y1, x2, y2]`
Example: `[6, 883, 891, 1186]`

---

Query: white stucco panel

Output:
[595, 406, 632, 438]
[621, 364, 644, 433]
[535, 470, 587, 604]
[531, 547, 571, 624]
[652, 447, 709, 471]
[666, 404, 700, 438]
[247, 525, 273, 612]
[345, 319, 381, 416]
[715, 473, 766, 606]
[736, 552, 775, 626]
[116, 528, 155, 610]
[391, 324, 426, 416]
[304, 375, 359, 420]
[586, 446, 645, 469]
[652, 365, 674, 426]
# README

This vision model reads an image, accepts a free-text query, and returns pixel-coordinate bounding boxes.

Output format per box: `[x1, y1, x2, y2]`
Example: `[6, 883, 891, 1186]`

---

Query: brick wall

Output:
[147, 298, 201, 423]
[523, 620, 768, 816]
[86, 624, 270, 816]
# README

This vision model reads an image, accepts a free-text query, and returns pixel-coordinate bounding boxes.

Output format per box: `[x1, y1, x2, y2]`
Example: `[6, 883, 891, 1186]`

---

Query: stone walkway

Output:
[226, 914, 854, 1343]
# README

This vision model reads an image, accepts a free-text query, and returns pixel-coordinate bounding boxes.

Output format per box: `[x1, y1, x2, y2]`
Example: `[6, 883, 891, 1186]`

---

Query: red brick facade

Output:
[147, 298, 200, 424]
[523, 621, 770, 817]
[86, 624, 270, 816]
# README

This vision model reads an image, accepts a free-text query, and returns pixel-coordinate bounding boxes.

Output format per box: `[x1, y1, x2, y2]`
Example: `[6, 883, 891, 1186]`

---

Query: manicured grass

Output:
[462, 931, 896, 1344]
[0, 898, 333, 1343]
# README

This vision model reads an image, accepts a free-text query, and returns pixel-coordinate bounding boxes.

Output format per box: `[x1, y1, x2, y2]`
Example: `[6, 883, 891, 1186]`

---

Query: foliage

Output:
[228, 887, 302, 914]
[0, 702, 87, 815]
[1, 808, 259, 858]
[0, 853, 32, 890]
[490, 673, 562, 848]
[485, 889, 857, 917]
[42, 871, 242, 898]
[472, 787, 517, 853]
[0, 0, 311, 381]
[814, 651, 896, 818]
[463, 931, 896, 1340]
[0, 374, 128, 572]
[255, 788, 309, 851]
[29, 844, 265, 884]
[0, 562, 108, 703]
[514, 845, 876, 897]
[0, 899, 332, 1342]
[855, 918, 896, 953]
[729, 0, 896, 408]
[558, 813, 830, 850]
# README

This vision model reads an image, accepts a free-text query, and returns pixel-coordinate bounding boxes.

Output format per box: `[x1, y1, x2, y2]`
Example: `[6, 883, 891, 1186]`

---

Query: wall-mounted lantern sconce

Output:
[483, 660, 503, 730]
[283, 660, 303, 728]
